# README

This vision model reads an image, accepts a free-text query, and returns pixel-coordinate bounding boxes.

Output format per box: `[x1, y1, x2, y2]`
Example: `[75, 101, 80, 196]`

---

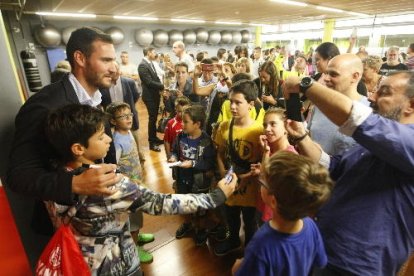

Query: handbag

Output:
[35, 199, 90, 276]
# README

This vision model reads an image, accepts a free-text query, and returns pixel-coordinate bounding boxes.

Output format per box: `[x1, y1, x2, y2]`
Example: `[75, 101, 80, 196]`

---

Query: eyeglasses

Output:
[258, 177, 270, 190]
[115, 113, 133, 120]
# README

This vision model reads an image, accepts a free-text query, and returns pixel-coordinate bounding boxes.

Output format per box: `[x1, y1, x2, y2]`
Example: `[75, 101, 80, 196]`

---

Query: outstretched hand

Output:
[285, 119, 307, 137]
[72, 163, 121, 196]
[217, 173, 237, 198]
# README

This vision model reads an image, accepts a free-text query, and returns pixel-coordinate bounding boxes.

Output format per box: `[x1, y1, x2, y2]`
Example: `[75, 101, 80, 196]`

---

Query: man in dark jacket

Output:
[138, 47, 165, 152]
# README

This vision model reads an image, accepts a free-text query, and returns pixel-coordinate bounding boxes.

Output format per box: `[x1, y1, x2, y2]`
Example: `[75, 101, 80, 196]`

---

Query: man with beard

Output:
[7, 27, 121, 234]
[283, 71, 414, 275]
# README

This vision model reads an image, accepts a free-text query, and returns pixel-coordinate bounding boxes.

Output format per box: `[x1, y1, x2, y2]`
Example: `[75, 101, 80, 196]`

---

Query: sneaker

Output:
[137, 233, 155, 244]
[176, 223, 192, 239]
[210, 225, 230, 242]
[194, 229, 208, 246]
[137, 246, 153, 263]
[213, 240, 241, 256]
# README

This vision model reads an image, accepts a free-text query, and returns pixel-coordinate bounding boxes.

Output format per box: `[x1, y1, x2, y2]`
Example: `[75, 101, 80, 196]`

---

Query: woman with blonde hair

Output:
[362, 55, 385, 103]
[236, 57, 251, 74]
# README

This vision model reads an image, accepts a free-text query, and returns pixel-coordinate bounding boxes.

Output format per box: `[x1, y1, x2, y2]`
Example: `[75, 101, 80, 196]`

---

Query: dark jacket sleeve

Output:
[6, 81, 76, 204]
[193, 134, 216, 172]
[138, 63, 164, 91]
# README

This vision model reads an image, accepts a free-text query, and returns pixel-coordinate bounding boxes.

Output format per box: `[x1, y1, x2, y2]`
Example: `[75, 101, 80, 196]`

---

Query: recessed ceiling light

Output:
[215, 21, 242, 25]
[171, 18, 206, 23]
[316, 6, 344, 13]
[113, 15, 158, 21]
[270, 0, 308, 7]
[35, 12, 96, 18]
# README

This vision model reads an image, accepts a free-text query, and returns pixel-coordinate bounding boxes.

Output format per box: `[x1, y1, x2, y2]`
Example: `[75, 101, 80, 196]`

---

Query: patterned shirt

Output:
[45, 170, 227, 275]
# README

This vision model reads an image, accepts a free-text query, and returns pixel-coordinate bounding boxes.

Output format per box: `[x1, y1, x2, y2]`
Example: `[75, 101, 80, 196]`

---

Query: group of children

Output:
[41, 76, 334, 275]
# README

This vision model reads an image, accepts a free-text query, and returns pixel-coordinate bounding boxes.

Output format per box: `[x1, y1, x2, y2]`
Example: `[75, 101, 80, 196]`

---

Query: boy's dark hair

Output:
[211, 56, 219, 63]
[46, 104, 108, 163]
[201, 58, 213, 65]
[230, 79, 258, 102]
[175, 61, 189, 72]
[264, 151, 334, 221]
[105, 102, 131, 120]
[231, 72, 252, 83]
[143, 47, 155, 56]
[183, 105, 206, 128]
[66, 27, 113, 69]
[175, 96, 191, 107]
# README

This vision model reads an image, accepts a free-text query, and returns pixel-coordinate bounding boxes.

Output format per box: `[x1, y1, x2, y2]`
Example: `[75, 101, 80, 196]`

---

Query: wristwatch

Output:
[299, 76, 314, 94]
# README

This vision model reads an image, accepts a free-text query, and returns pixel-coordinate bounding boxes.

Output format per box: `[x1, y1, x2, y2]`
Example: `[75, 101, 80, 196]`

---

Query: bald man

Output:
[172, 40, 195, 72]
[307, 54, 370, 155]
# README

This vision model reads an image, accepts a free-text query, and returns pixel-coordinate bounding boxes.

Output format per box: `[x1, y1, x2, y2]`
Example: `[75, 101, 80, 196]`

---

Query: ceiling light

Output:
[347, 11, 368, 17]
[171, 18, 206, 23]
[270, 0, 308, 7]
[215, 21, 242, 25]
[35, 12, 96, 18]
[316, 6, 344, 13]
[113, 15, 158, 21]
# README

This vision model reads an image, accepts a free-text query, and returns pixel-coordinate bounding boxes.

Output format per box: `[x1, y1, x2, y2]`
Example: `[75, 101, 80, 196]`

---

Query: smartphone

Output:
[224, 166, 233, 184]
[286, 93, 303, 122]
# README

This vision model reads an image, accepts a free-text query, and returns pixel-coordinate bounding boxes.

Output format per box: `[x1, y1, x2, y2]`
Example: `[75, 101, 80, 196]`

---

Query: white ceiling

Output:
[1, 0, 414, 25]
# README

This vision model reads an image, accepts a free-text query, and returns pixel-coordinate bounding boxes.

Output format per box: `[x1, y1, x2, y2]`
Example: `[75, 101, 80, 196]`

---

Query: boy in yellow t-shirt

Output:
[214, 80, 264, 256]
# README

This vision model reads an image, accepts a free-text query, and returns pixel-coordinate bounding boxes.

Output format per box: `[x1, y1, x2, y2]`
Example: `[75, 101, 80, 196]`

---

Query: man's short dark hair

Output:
[196, 52, 205, 62]
[143, 47, 155, 56]
[66, 27, 113, 69]
[217, 48, 227, 59]
[46, 104, 108, 163]
[409, 43, 414, 52]
[315, 42, 340, 60]
[231, 72, 252, 83]
[230, 79, 258, 102]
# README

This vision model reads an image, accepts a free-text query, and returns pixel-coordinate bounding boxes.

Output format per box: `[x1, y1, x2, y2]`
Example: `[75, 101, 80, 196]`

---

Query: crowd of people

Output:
[6, 26, 414, 275]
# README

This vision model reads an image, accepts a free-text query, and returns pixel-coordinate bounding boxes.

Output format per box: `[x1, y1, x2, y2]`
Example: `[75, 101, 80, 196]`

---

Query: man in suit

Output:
[138, 47, 164, 152]
[6, 27, 121, 233]
[101, 62, 145, 161]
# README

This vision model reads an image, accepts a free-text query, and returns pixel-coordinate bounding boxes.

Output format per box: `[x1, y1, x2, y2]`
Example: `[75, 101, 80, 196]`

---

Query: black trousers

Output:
[143, 97, 160, 143]
[225, 205, 257, 246]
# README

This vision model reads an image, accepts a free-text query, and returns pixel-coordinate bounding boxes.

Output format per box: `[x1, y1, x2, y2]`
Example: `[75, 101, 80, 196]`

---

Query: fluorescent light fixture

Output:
[215, 21, 242, 25]
[249, 23, 274, 27]
[171, 18, 205, 23]
[35, 12, 96, 18]
[316, 6, 344, 13]
[113, 15, 158, 21]
[270, 0, 308, 7]
[347, 11, 368, 17]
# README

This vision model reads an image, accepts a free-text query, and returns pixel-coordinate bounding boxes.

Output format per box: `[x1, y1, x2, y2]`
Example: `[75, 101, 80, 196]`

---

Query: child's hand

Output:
[217, 173, 237, 198]
[168, 156, 177, 163]
[250, 163, 261, 176]
[259, 135, 270, 153]
[179, 160, 193, 168]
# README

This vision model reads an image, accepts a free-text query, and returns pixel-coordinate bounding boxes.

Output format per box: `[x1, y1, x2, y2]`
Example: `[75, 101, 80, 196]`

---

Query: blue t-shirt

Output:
[236, 218, 327, 276]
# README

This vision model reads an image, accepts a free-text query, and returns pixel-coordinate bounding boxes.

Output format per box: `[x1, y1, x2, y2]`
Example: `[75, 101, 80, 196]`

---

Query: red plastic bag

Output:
[35, 224, 90, 276]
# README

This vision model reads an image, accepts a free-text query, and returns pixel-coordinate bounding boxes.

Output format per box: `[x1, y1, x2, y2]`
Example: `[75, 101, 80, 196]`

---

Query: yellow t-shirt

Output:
[214, 120, 263, 207]
[217, 100, 265, 125]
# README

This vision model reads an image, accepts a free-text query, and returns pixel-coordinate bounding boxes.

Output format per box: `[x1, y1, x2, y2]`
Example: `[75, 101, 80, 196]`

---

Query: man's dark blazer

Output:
[101, 77, 140, 130]
[138, 59, 164, 101]
[6, 74, 116, 205]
